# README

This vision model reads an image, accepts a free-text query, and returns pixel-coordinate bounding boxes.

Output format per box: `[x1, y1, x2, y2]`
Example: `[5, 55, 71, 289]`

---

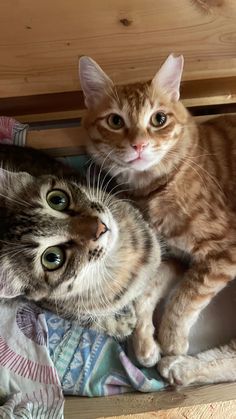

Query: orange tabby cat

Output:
[79, 54, 236, 385]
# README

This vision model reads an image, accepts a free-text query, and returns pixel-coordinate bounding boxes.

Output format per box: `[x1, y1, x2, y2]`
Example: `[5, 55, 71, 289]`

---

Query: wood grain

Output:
[26, 125, 87, 155]
[101, 401, 236, 418]
[1, 76, 236, 122]
[64, 383, 236, 419]
[1, 0, 236, 98]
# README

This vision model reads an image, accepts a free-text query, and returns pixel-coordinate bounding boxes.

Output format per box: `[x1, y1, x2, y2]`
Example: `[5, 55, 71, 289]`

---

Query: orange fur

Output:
[80, 55, 236, 363]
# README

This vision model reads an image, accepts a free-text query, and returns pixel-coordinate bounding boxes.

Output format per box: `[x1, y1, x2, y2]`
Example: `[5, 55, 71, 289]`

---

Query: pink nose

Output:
[131, 142, 149, 153]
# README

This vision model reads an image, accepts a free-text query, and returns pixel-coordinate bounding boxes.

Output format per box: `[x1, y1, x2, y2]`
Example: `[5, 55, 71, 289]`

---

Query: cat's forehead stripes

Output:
[116, 83, 150, 109]
[117, 84, 156, 123]
[94, 82, 176, 135]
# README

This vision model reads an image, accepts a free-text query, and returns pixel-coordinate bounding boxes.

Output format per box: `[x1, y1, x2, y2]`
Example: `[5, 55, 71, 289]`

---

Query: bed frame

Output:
[1, 0, 236, 417]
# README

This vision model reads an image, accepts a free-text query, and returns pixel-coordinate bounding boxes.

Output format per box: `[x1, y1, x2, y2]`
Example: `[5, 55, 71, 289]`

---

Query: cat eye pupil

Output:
[113, 115, 121, 125]
[151, 112, 167, 127]
[51, 195, 65, 206]
[47, 189, 69, 211]
[107, 113, 124, 130]
[46, 253, 59, 263]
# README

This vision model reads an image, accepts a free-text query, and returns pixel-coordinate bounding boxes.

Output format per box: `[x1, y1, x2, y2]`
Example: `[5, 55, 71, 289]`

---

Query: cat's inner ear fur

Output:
[151, 54, 184, 102]
[79, 56, 114, 108]
[0, 167, 33, 191]
[0, 270, 23, 299]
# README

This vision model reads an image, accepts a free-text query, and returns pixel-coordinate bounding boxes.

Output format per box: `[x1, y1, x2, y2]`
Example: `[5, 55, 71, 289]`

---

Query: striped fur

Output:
[82, 55, 236, 384]
[0, 144, 162, 342]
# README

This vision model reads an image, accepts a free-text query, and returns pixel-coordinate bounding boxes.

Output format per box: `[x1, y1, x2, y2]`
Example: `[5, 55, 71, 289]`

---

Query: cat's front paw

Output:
[158, 322, 189, 356]
[158, 355, 200, 386]
[132, 319, 160, 368]
[132, 321, 160, 368]
[133, 333, 161, 368]
[104, 305, 137, 340]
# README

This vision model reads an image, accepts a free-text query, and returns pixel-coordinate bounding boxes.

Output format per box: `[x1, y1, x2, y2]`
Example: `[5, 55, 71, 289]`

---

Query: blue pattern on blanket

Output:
[45, 311, 165, 397]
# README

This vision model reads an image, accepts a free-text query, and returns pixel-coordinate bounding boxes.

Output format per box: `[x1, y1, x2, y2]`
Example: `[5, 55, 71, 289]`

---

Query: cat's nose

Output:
[131, 142, 149, 153]
[95, 220, 108, 240]
[70, 216, 107, 241]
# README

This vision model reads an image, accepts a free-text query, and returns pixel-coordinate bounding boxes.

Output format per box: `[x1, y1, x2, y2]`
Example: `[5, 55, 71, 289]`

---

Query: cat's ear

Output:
[79, 56, 114, 108]
[151, 54, 184, 102]
[0, 271, 23, 299]
[0, 167, 32, 190]
[0, 166, 10, 182]
[0, 167, 15, 191]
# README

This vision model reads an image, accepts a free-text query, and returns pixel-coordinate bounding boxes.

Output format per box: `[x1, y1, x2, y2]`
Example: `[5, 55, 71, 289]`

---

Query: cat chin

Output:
[127, 158, 156, 172]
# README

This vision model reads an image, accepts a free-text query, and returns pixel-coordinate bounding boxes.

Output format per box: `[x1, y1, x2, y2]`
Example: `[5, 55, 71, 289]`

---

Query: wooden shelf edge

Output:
[64, 382, 236, 419]
[2, 76, 236, 124]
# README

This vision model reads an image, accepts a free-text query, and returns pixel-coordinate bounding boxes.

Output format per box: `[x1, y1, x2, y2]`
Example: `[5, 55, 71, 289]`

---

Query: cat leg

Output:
[158, 339, 236, 386]
[133, 291, 161, 367]
[89, 303, 137, 340]
[133, 260, 183, 367]
[158, 260, 236, 356]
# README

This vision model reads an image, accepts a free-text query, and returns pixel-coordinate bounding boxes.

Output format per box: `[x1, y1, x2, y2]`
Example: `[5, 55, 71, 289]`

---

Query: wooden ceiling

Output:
[1, 0, 236, 99]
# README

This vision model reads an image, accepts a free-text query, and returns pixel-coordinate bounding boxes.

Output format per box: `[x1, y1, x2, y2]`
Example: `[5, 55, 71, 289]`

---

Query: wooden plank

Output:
[182, 77, 236, 107]
[26, 126, 88, 154]
[1, 0, 236, 98]
[2, 76, 236, 122]
[99, 401, 236, 418]
[0, 91, 85, 118]
[15, 110, 86, 124]
[64, 382, 236, 419]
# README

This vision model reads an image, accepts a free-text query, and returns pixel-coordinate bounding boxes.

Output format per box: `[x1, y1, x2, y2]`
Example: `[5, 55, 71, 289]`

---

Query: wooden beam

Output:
[1, 0, 236, 99]
[64, 382, 236, 419]
[26, 125, 87, 155]
[1, 77, 236, 123]
[100, 401, 236, 418]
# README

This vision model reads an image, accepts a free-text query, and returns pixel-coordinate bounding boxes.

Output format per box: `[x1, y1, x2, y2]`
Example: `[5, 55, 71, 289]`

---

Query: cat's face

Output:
[80, 54, 189, 175]
[0, 169, 119, 301]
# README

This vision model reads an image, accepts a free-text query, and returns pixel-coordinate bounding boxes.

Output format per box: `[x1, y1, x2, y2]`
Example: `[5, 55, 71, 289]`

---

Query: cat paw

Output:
[104, 305, 137, 340]
[158, 324, 189, 356]
[158, 355, 199, 386]
[133, 335, 161, 368]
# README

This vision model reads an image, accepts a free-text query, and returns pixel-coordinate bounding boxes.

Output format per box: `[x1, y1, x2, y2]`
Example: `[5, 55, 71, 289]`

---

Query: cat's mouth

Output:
[125, 155, 154, 172]
[128, 156, 143, 163]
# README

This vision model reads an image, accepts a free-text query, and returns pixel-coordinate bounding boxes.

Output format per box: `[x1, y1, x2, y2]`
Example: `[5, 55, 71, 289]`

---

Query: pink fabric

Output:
[0, 116, 15, 143]
[0, 300, 64, 418]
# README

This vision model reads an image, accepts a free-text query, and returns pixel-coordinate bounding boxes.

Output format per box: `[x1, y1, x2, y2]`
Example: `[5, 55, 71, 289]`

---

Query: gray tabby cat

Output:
[0, 144, 162, 354]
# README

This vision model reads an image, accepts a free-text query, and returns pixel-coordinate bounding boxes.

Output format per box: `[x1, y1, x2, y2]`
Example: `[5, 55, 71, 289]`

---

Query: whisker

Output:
[0, 191, 30, 209]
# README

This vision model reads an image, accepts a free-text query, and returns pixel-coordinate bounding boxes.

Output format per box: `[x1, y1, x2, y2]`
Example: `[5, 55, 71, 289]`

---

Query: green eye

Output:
[107, 113, 124, 130]
[47, 189, 69, 211]
[41, 246, 65, 271]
